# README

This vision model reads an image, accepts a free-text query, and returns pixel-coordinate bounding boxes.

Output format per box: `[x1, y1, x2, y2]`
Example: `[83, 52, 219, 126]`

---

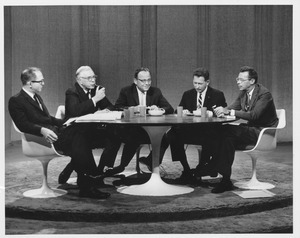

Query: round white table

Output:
[102, 114, 236, 196]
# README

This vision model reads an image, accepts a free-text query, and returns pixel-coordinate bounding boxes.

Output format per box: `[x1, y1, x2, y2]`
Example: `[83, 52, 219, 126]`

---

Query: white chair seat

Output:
[234, 109, 286, 190]
[12, 106, 69, 198]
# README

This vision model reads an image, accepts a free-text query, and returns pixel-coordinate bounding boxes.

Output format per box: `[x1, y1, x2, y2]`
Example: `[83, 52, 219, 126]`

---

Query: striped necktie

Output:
[197, 93, 202, 109]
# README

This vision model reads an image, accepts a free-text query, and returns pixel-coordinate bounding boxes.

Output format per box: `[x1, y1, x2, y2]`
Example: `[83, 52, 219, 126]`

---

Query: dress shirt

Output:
[137, 87, 147, 106]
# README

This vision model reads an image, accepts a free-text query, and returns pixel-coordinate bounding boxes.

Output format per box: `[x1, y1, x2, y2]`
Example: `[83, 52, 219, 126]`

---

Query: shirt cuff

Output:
[230, 109, 235, 116]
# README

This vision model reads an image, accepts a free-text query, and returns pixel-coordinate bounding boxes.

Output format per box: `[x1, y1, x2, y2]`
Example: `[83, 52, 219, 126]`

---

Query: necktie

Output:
[87, 91, 91, 99]
[245, 93, 250, 111]
[34, 94, 43, 111]
[197, 93, 202, 109]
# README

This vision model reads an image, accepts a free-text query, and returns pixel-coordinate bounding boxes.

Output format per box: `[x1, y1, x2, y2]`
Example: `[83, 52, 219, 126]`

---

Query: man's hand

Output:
[40, 127, 58, 143]
[148, 105, 159, 110]
[213, 106, 229, 118]
[93, 87, 106, 103]
[183, 109, 190, 114]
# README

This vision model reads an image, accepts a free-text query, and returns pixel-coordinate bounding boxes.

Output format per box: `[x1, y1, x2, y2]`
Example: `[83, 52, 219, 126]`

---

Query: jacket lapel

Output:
[21, 90, 49, 115]
[75, 82, 89, 101]
[249, 84, 259, 110]
[131, 84, 140, 105]
[35, 94, 50, 115]
[21, 90, 42, 111]
[203, 86, 212, 107]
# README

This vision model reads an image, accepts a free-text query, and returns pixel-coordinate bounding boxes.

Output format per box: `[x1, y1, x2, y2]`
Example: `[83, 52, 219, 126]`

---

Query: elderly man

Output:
[104, 67, 174, 175]
[60, 66, 140, 183]
[9, 67, 110, 199]
[211, 66, 278, 193]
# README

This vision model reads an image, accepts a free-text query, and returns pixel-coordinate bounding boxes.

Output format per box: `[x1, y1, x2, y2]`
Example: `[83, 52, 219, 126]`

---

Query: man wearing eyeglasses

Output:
[8, 67, 110, 199]
[104, 67, 174, 175]
[209, 66, 278, 193]
[59, 66, 126, 186]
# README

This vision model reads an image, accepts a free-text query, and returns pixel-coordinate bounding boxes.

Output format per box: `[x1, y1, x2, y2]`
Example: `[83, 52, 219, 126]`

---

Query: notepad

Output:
[76, 111, 123, 122]
[233, 189, 275, 199]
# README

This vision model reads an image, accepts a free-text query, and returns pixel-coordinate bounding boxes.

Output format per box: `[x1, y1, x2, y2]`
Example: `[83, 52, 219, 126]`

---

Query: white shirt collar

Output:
[22, 87, 35, 99]
[197, 86, 208, 98]
[248, 87, 255, 99]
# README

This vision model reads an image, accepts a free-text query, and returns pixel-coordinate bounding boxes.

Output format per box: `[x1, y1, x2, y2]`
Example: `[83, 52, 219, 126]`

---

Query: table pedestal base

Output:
[117, 173, 194, 196]
[117, 124, 194, 196]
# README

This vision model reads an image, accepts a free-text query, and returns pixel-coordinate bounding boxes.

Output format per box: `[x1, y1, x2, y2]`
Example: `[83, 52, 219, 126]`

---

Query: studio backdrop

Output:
[4, 5, 292, 144]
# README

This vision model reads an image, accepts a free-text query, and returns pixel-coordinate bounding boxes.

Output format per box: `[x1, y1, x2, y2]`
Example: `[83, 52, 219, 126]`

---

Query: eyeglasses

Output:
[138, 79, 152, 84]
[235, 77, 250, 82]
[80, 75, 98, 81]
[31, 80, 44, 84]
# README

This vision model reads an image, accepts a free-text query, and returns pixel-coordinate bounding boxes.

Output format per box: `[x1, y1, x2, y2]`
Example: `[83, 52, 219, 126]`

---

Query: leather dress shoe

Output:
[77, 174, 106, 186]
[174, 170, 194, 185]
[211, 178, 233, 193]
[58, 162, 73, 184]
[139, 156, 152, 171]
[103, 166, 125, 176]
[79, 186, 110, 199]
[194, 165, 218, 178]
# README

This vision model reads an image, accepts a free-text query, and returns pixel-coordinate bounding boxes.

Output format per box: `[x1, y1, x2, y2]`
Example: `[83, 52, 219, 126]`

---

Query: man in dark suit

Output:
[62, 66, 144, 180]
[104, 67, 174, 175]
[59, 66, 122, 183]
[8, 67, 110, 199]
[211, 66, 278, 193]
[165, 67, 227, 184]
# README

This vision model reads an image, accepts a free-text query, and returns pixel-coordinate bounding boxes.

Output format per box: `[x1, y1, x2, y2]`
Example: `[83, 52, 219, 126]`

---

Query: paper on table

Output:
[224, 115, 236, 120]
[75, 111, 122, 122]
[232, 189, 275, 199]
[63, 117, 78, 126]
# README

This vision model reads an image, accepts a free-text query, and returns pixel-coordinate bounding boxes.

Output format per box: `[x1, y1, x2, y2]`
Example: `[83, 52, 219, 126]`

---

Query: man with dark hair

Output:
[211, 66, 278, 193]
[104, 67, 174, 175]
[9, 67, 110, 199]
[166, 67, 227, 184]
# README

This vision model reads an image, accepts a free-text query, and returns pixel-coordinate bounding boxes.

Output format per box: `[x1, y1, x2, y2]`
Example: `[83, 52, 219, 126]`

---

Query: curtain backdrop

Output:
[5, 5, 292, 143]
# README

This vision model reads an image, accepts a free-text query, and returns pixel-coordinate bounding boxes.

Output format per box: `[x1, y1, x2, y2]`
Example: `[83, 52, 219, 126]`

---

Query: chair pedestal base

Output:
[23, 187, 67, 198]
[234, 179, 275, 190]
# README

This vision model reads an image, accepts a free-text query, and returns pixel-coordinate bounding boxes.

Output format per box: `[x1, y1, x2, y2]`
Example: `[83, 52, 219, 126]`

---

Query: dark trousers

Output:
[166, 124, 222, 169]
[113, 125, 169, 167]
[214, 124, 260, 179]
[55, 124, 121, 176]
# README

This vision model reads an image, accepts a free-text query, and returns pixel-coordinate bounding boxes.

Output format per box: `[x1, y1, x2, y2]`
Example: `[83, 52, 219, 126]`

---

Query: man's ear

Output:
[133, 78, 138, 85]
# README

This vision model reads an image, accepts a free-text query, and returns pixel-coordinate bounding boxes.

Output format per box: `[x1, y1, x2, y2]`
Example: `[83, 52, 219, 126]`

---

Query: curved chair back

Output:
[55, 105, 65, 119]
[12, 121, 55, 157]
[246, 109, 286, 152]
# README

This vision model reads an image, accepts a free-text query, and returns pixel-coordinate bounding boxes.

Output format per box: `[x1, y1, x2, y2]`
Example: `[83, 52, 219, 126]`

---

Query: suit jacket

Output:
[65, 82, 114, 120]
[115, 83, 174, 114]
[8, 89, 63, 136]
[179, 86, 227, 112]
[228, 83, 278, 128]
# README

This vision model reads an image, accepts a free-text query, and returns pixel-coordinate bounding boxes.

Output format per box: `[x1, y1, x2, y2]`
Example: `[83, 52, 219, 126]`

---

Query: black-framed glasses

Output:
[138, 79, 151, 84]
[31, 80, 44, 84]
[80, 75, 97, 81]
[235, 77, 250, 82]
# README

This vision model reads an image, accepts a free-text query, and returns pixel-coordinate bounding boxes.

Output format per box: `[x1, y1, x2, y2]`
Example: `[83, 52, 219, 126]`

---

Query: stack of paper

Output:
[76, 111, 122, 122]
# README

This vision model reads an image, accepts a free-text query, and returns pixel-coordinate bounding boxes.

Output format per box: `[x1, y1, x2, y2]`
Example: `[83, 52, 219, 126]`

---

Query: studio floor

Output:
[4, 141, 293, 236]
